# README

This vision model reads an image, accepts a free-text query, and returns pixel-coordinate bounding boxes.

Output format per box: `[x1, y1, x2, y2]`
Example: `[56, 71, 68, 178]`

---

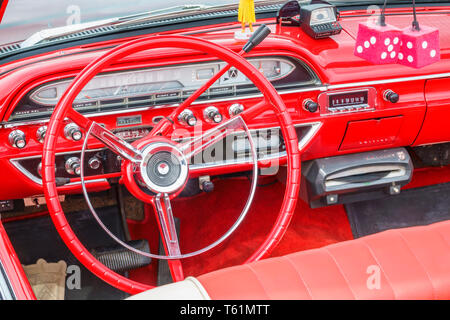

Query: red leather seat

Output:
[198, 220, 450, 299]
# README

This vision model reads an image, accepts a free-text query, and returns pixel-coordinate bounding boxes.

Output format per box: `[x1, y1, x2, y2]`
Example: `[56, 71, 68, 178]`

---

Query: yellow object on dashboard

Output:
[238, 0, 256, 32]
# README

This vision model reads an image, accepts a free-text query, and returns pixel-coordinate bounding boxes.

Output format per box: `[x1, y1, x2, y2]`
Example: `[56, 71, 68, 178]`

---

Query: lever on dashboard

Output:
[242, 24, 271, 53]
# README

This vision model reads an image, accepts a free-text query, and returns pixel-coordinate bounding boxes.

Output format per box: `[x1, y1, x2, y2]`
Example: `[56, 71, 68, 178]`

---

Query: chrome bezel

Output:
[139, 142, 189, 194]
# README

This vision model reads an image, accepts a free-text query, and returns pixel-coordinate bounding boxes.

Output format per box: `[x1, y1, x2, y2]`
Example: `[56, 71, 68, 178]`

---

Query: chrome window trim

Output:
[1, 86, 326, 128]
[0, 259, 15, 300]
[9, 122, 321, 183]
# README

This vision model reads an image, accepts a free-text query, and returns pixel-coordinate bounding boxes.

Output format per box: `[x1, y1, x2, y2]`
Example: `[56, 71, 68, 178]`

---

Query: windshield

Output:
[0, 0, 248, 46]
[0, 0, 440, 47]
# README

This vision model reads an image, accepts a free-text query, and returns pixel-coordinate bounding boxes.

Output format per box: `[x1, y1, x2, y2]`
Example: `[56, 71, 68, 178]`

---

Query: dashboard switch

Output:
[9, 130, 26, 149]
[36, 126, 47, 143]
[228, 103, 244, 117]
[65, 157, 81, 175]
[64, 123, 83, 141]
[88, 157, 101, 170]
[178, 109, 197, 126]
[383, 90, 399, 103]
[303, 99, 319, 113]
[204, 106, 223, 123]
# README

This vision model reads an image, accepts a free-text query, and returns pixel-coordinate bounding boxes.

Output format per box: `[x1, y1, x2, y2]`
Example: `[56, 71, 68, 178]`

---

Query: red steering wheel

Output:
[42, 35, 300, 295]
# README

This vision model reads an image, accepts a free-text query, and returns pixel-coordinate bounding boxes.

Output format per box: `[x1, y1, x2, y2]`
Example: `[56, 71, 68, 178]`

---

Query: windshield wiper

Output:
[20, 4, 212, 49]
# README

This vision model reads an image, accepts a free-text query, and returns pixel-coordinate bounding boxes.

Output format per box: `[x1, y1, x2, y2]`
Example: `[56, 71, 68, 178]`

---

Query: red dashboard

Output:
[0, 7, 449, 201]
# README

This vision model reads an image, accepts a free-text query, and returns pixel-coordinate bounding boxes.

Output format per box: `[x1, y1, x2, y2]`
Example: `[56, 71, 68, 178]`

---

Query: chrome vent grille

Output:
[0, 43, 21, 54]
[126, 4, 281, 29]
[49, 25, 117, 42]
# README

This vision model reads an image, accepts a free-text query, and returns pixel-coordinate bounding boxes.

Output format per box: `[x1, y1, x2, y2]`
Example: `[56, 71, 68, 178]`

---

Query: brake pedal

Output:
[91, 239, 151, 272]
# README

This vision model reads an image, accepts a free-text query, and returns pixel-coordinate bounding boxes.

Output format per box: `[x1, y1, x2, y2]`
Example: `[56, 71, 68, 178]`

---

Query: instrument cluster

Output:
[9, 56, 317, 122]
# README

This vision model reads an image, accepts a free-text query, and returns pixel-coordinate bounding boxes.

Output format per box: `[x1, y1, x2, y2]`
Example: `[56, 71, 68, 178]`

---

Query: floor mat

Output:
[23, 259, 67, 300]
[3, 206, 129, 300]
[345, 182, 450, 238]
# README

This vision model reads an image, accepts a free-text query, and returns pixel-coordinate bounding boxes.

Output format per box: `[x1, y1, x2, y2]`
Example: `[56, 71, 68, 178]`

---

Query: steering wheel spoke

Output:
[89, 122, 143, 163]
[152, 193, 184, 282]
[67, 108, 143, 163]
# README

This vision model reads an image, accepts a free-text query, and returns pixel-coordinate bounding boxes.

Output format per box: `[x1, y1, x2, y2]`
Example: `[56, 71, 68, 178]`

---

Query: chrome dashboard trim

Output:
[1, 86, 325, 128]
[8, 122, 321, 183]
[0, 260, 15, 300]
[4, 71, 450, 128]
[10, 147, 108, 187]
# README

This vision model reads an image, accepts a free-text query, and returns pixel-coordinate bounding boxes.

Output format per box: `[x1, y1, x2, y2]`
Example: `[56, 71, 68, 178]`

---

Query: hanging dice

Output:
[398, 25, 440, 68]
[354, 22, 402, 65]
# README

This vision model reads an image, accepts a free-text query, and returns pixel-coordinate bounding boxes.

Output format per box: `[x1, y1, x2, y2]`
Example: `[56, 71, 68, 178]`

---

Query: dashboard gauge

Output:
[310, 7, 335, 25]
[10, 56, 318, 122]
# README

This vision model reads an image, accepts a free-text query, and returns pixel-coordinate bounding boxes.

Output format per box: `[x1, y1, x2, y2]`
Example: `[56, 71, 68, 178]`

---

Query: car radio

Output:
[317, 87, 377, 114]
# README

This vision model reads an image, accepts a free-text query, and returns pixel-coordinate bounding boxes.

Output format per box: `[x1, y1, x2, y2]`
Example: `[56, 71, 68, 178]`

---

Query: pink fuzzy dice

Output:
[398, 25, 440, 68]
[354, 22, 402, 64]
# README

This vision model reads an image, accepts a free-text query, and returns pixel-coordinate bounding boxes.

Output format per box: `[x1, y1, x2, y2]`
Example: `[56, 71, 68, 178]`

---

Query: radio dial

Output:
[303, 99, 319, 113]
[88, 157, 102, 170]
[9, 130, 26, 149]
[383, 90, 399, 103]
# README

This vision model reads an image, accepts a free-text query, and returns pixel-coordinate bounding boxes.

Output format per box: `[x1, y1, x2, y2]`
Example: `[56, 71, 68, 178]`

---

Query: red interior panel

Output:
[340, 116, 404, 151]
[414, 77, 450, 146]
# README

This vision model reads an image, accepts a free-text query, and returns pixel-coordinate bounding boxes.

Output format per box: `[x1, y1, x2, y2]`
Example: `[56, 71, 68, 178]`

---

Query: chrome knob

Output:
[64, 123, 82, 141]
[178, 109, 197, 126]
[37, 162, 57, 177]
[8, 130, 26, 149]
[65, 157, 81, 175]
[303, 99, 319, 113]
[228, 103, 244, 117]
[37, 162, 42, 177]
[383, 89, 399, 103]
[36, 126, 47, 143]
[88, 157, 101, 170]
[204, 106, 222, 123]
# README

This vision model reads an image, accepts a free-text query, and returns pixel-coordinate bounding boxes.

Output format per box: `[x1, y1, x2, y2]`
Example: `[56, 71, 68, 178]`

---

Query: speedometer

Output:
[9, 56, 317, 122]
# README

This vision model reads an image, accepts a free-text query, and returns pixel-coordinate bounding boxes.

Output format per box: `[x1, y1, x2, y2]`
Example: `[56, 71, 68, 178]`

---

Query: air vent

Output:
[0, 43, 21, 54]
[49, 25, 117, 42]
[122, 4, 282, 29]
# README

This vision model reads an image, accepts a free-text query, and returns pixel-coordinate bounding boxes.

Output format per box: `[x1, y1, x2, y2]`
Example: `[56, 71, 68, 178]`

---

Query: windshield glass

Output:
[0, 0, 433, 47]
[0, 0, 248, 46]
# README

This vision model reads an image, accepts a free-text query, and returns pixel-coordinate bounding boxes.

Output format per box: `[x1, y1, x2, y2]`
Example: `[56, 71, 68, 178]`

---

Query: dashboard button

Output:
[228, 103, 244, 117]
[64, 123, 82, 141]
[36, 126, 47, 143]
[204, 106, 223, 123]
[303, 99, 319, 113]
[9, 130, 26, 149]
[65, 157, 81, 175]
[178, 109, 197, 127]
